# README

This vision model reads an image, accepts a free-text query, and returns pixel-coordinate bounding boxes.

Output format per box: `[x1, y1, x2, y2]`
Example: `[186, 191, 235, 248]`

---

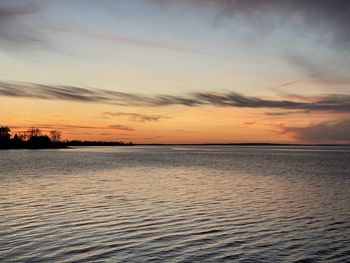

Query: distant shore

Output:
[1, 143, 349, 150]
[134, 143, 350, 147]
[2, 126, 349, 150]
[0, 141, 133, 150]
[1, 126, 134, 150]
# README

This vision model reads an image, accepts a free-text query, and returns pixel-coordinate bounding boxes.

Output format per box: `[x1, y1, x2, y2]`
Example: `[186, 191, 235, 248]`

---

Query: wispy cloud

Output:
[103, 112, 168, 122]
[281, 52, 350, 87]
[54, 28, 254, 63]
[1, 80, 350, 112]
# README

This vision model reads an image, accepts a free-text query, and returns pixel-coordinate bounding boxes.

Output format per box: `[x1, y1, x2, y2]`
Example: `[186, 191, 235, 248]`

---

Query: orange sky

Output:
[1, 1, 350, 144]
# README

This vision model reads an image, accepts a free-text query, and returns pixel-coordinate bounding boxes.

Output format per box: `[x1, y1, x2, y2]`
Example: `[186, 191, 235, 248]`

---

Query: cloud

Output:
[103, 112, 167, 122]
[152, 0, 350, 86]
[152, 0, 350, 54]
[0, 1, 45, 50]
[109, 124, 134, 131]
[281, 119, 350, 143]
[153, 0, 350, 37]
[1, 80, 350, 112]
[193, 92, 350, 112]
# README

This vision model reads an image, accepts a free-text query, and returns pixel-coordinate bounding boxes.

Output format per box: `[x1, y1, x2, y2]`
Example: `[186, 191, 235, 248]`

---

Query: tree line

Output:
[0, 126, 132, 149]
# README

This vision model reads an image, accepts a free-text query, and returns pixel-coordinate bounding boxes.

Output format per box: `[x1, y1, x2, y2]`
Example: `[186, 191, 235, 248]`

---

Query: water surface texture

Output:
[1, 146, 350, 262]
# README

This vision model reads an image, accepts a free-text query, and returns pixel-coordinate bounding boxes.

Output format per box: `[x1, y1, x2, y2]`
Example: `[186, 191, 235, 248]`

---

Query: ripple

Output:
[1, 146, 350, 262]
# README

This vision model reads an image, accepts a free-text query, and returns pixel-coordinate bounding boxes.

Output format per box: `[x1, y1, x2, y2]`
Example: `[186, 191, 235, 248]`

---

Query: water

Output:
[0, 146, 349, 262]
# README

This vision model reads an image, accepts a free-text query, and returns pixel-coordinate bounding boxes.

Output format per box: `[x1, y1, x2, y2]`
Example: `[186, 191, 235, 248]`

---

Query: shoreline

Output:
[1, 143, 349, 150]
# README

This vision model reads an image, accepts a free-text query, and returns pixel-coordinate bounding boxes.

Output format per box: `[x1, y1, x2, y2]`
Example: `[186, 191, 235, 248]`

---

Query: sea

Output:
[0, 146, 349, 262]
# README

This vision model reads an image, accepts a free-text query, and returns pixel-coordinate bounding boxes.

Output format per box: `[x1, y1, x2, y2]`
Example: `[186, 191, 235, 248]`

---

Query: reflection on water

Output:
[0, 146, 350, 262]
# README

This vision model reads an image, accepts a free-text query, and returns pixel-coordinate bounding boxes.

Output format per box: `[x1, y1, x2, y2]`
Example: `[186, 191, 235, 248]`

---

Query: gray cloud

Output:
[0, 1, 45, 49]
[152, 0, 350, 86]
[1, 80, 350, 112]
[282, 119, 350, 143]
[155, 0, 350, 53]
[103, 112, 167, 122]
[153, 0, 350, 35]
[193, 92, 350, 112]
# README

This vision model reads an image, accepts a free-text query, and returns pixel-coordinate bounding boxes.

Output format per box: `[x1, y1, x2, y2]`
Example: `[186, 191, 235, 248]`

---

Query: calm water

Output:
[0, 146, 350, 262]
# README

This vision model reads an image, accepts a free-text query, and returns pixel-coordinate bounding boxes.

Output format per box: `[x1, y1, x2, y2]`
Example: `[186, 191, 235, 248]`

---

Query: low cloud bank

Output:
[282, 119, 350, 143]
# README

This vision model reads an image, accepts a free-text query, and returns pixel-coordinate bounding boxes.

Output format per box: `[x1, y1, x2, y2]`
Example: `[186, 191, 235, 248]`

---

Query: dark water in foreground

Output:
[0, 146, 349, 262]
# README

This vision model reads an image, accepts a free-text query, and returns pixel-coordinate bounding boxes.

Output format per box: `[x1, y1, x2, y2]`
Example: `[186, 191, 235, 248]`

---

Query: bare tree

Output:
[18, 131, 29, 141]
[27, 128, 41, 138]
[49, 130, 62, 142]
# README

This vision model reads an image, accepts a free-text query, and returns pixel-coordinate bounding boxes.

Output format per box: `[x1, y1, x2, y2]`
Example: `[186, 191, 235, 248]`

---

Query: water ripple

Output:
[1, 146, 350, 262]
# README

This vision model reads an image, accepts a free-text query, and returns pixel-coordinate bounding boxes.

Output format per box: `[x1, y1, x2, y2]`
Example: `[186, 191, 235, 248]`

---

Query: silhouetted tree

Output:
[0, 126, 11, 141]
[18, 131, 29, 141]
[0, 125, 132, 149]
[0, 126, 11, 148]
[27, 128, 41, 138]
[49, 130, 62, 142]
[12, 133, 24, 148]
[28, 135, 52, 148]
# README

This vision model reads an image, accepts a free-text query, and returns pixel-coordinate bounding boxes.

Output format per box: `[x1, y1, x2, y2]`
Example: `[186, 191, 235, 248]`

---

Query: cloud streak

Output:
[103, 112, 167, 122]
[54, 28, 254, 63]
[109, 124, 134, 131]
[280, 52, 350, 87]
[1, 80, 350, 112]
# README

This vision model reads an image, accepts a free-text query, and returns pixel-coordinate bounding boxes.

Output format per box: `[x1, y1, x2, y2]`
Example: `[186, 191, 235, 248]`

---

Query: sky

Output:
[1, 0, 350, 144]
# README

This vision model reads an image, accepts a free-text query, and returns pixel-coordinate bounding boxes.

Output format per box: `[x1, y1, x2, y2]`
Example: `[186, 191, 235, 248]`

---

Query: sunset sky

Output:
[1, 0, 350, 143]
